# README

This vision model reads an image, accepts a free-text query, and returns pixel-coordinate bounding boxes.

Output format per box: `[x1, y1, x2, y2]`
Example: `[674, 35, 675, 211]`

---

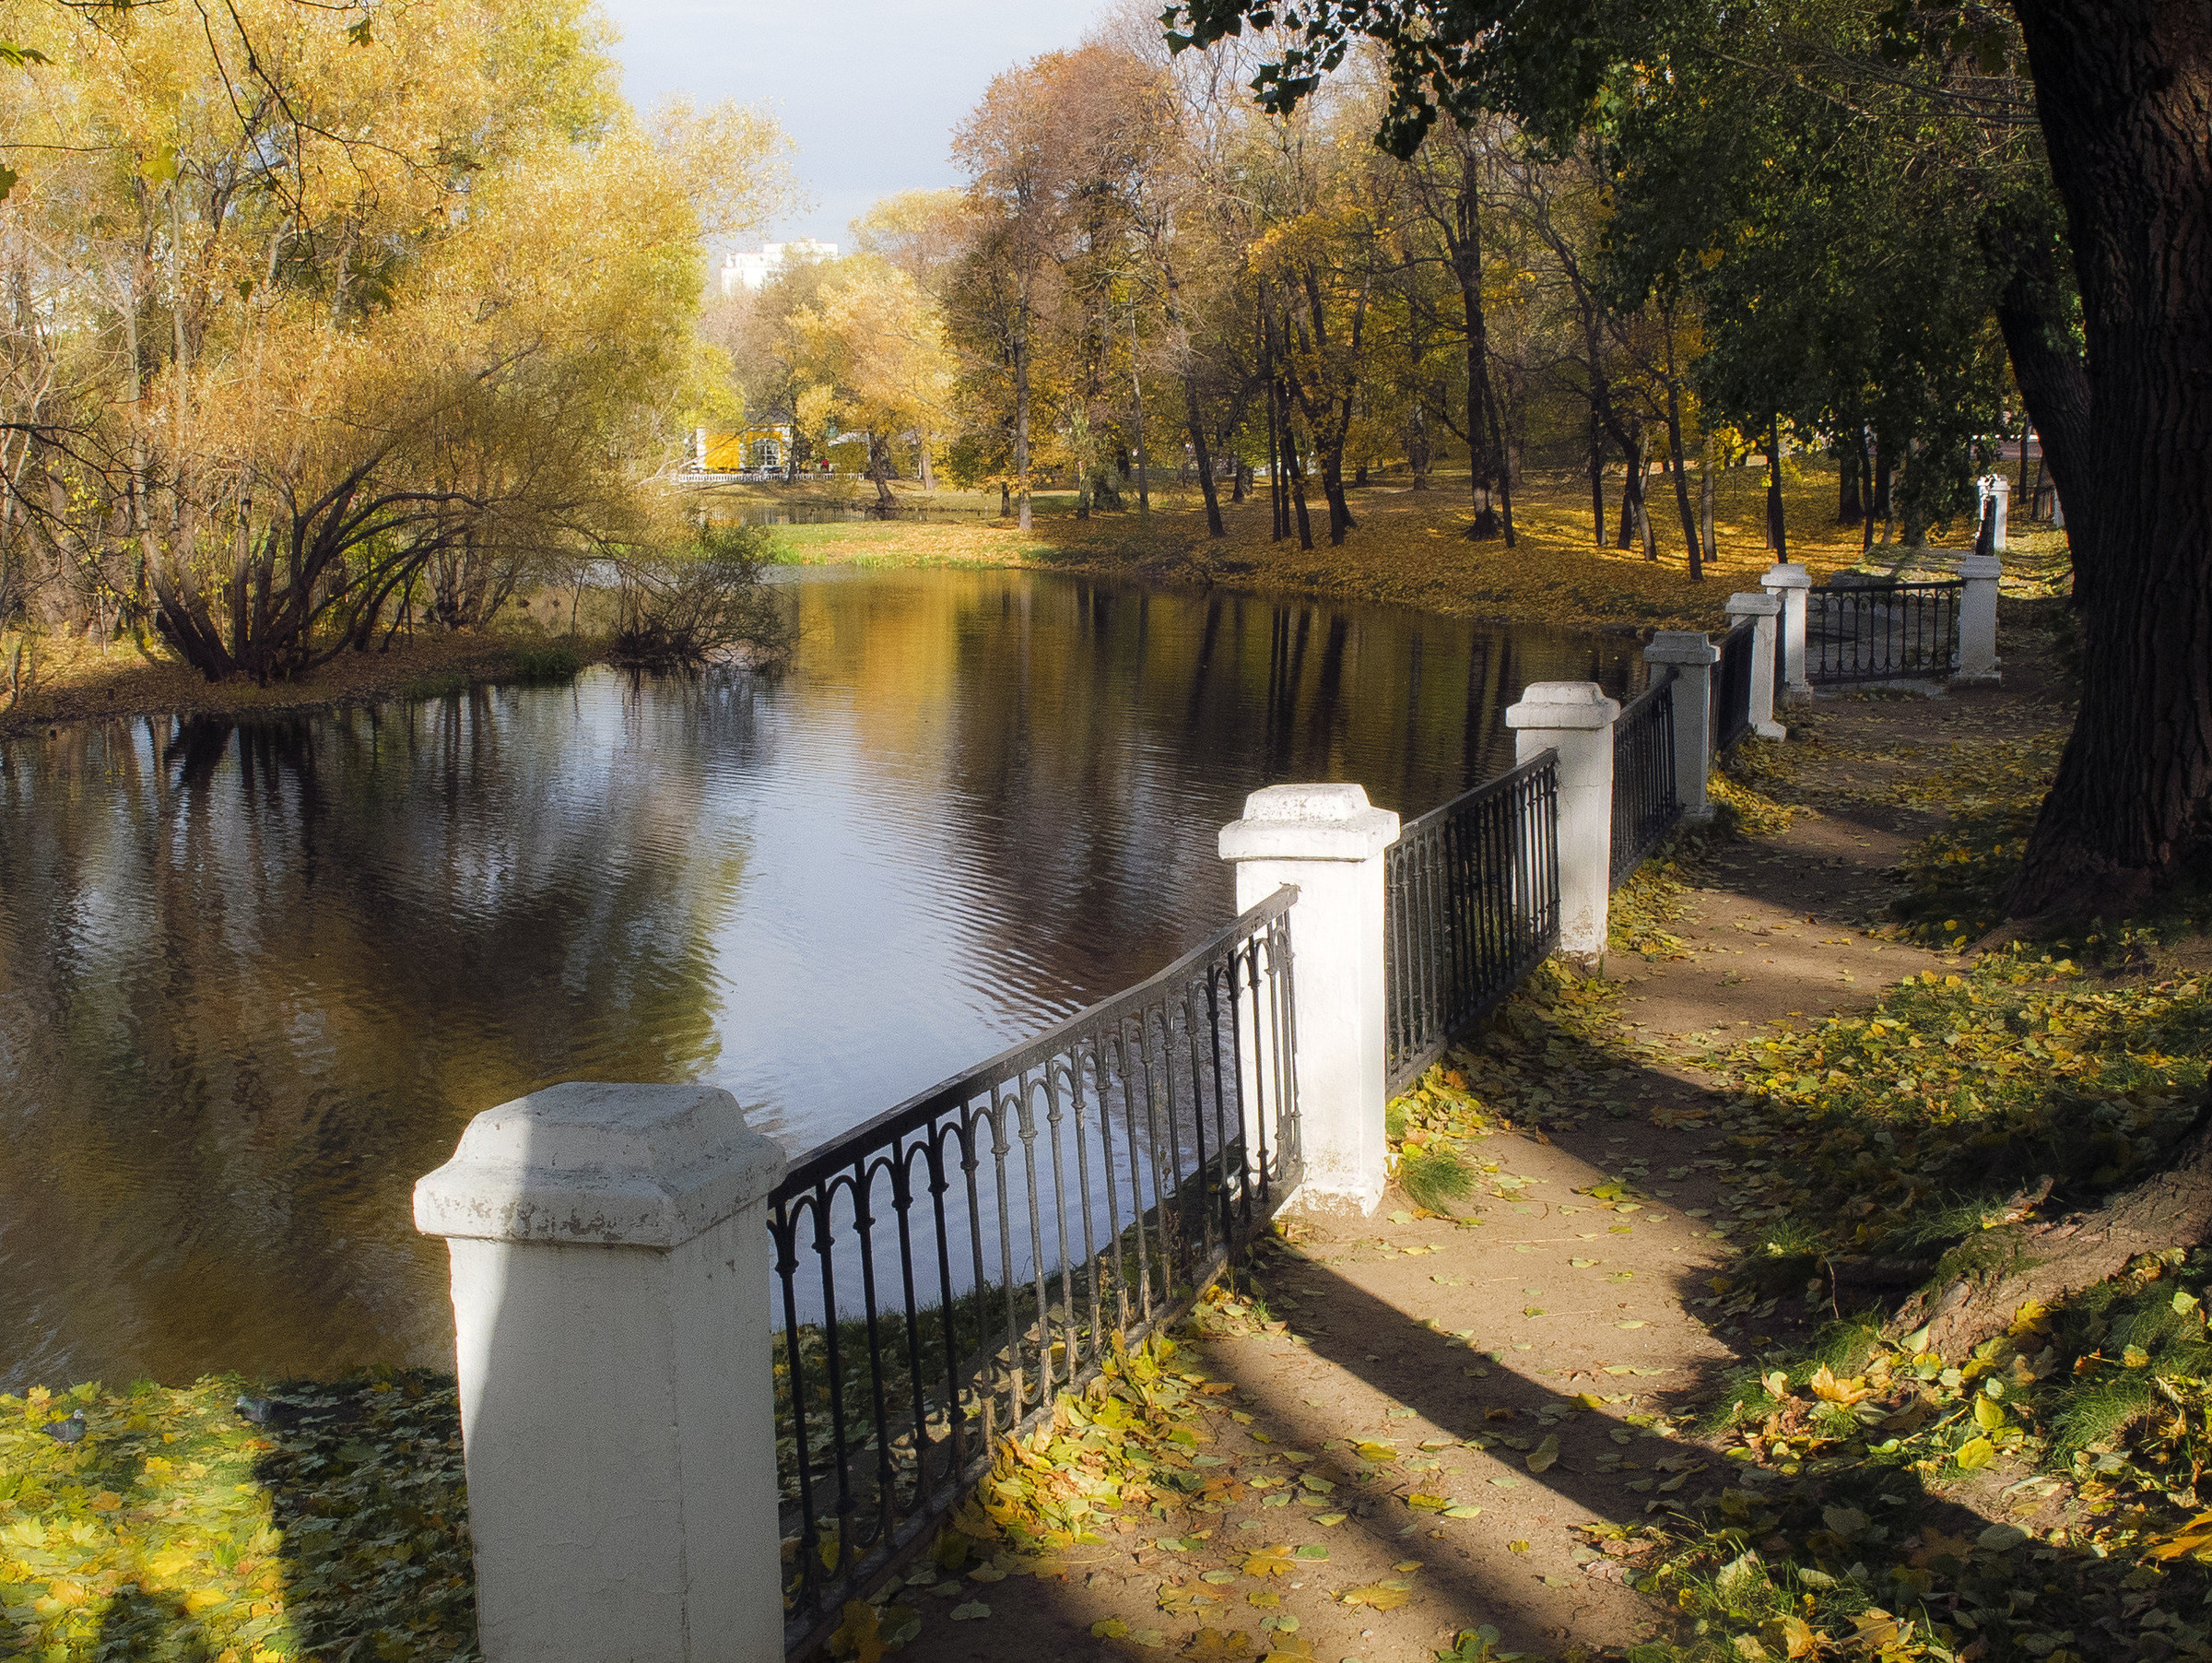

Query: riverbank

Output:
[3, 464, 2067, 740]
[710, 462, 2073, 635]
[0, 628, 591, 743]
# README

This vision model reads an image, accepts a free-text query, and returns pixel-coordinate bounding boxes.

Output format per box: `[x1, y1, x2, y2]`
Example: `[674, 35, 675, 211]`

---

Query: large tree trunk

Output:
[1883, 1114, 2212, 1361]
[1986, 203, 2091, 571]
[1766, 415, 1788, 560]
[1454, 149, 1506, 529]
[1319, 440, 1355, 546]
[2009, 0, 2212, 917]
[1589, 411, 1606, 546]
[1014, 315, 1033, 534]
[1182, 373, 1224, 537]
[1664, 383, 1700, 580]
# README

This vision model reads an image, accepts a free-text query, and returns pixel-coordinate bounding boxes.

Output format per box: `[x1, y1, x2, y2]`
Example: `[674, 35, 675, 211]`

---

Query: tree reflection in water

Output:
[0, 570, 1641, 1392]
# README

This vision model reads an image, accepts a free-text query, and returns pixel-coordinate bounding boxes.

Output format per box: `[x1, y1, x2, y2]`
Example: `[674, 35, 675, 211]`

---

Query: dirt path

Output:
[892, 667, 2076, 1663]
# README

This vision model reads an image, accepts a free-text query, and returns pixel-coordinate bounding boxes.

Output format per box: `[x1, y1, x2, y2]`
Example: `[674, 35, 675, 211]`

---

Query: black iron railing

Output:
[1806, 581, 1960, 684]
[1611, 671, 1680, 886]
[1713, 618, 1756, 753]
[1382, 752, 1561, 1095]
[770, 888, 1300, 1650]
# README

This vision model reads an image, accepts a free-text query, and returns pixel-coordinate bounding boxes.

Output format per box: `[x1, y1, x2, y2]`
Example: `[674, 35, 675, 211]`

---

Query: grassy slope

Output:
[719, 463, 2073, 634]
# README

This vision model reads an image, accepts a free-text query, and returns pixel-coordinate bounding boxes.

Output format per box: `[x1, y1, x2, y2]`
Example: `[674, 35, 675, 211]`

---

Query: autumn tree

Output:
[789, 256, 954, 503]
[0, 0, 788, 680]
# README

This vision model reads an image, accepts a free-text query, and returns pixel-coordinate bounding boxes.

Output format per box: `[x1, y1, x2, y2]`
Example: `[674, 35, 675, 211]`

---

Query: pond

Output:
[0, 568, 1647, 1393]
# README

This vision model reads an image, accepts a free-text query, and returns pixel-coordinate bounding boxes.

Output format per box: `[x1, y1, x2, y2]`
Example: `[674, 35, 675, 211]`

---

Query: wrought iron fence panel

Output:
[770, 888, 1299, 1650]
[1806, 581, 1960, 684]
[1713, 619, 1756, 754]
[1382, 750, 1560, 1095]
[1611, 671, 1681, 886]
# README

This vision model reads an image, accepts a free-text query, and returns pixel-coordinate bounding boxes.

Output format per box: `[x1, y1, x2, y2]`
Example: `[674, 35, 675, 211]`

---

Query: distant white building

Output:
[720, 239, 839, 296]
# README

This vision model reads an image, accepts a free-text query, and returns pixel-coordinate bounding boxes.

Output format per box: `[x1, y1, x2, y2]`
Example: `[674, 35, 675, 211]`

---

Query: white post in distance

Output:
[1762, 561, 1813, 698]
[1981, 474, 2011, 550]
[1724, 592, 1786, 739]
[1643, 631, 1720, 823]
[415, 1082, 789, 1663]
[1218, 784, 1400, 1218]
[1504, 681, 1620, 966]
[1956, 553, 2003, 683]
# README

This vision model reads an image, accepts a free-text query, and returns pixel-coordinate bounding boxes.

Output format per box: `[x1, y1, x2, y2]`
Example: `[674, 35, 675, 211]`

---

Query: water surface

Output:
[0, 568, 1643, 1391]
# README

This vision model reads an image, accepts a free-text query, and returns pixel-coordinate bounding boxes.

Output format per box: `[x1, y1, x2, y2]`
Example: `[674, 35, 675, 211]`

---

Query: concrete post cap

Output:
[414, 1081, 788, 1249]
[1504, 680, 1621, 732]
[1958, 555, 2004, 580]
[1724, 592, 1782, 617]
[1644, 630, 1721, 666]
[1219, 782, 1400, 862]
[1761, 562, 1812, 589]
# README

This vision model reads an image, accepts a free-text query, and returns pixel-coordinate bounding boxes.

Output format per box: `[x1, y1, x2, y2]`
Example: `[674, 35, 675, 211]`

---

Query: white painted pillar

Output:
[415, 1083, 789, 1663]
[1956, 553, 2002, 683]
[1504, 682, 1619, 965]
[2051, 490, 2065, 530]
[1762, 561, 1813, 697]
[1984, 476, 2011, 550]
[1724, 592, 1786, 739]
[1644, 631, 1720, 822]
[1218, 784, 1399, 1218]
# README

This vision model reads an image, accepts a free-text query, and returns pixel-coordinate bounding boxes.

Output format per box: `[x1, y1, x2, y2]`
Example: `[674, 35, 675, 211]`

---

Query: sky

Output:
[598, 0, 1124, 254]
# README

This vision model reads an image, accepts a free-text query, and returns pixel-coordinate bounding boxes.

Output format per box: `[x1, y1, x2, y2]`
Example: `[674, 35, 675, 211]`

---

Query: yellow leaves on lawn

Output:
[1760, 1612, 1818, 1658]
[2147, 1510, 2212, 1563]
[1806, 1365, 1871, 1407]
[1240, 1544, 1294, 1578]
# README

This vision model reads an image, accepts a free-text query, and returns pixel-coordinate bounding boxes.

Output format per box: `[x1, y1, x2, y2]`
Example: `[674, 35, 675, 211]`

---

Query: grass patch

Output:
[1705, 953, 2212, 1265]
[0, 1371, 474, 1661]
[495, 642, 584, 684]
[394, 670, 470, 702]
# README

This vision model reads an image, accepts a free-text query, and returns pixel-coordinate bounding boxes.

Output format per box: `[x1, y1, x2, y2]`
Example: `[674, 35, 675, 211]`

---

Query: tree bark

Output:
[1766, 414, 1788, 561]
[1664, 383, 1700, 580]
[1700, 429, 1717, 570]
[1617, 421, 1647, 553]
[2008, 0, 2212, 915]
[1589, 411, 1606, 547]
[1988, 211, 2090, 566]
[1014, 309, 1033, 533]
[1452, 147, 1506, 528]
[1884, 1115, 2212, 1361]
[1182, 373, 1223, 537]
[1285, 411, 1313, 550]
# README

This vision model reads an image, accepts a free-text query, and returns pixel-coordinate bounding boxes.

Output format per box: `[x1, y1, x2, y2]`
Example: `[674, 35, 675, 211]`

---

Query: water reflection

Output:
[0, 569, 1641, 1389]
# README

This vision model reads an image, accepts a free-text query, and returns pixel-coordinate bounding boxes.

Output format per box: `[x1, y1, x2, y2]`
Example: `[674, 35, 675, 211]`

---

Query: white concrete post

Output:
[415, 1083, 789, 1663]
[1762, 562, 1813, 697]
[1504, 682, 1620, 965]
[1956, 553, 2003, 683]
[1644, 631, 1720, 822]
[1724, 593, 1786, 740]
[1980, 475, 2011, 551]
[1218, 784, 1399, 1218]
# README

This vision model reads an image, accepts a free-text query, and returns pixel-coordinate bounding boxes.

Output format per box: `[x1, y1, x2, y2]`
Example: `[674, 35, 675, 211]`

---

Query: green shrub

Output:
[499, 643, 583, 684]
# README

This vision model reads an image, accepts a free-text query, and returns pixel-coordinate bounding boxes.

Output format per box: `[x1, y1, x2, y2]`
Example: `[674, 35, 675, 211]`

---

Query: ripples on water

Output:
[0, 569, 1644, 1390]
